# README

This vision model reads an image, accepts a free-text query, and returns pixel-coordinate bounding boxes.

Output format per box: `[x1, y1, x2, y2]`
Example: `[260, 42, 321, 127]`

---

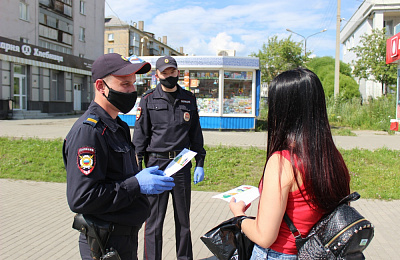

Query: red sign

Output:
[386, 32, 400, 64]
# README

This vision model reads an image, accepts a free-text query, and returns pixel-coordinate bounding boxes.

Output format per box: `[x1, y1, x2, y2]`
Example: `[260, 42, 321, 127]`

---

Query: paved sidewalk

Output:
[1, 179, 399, 259]
[1, 117, 400, 259]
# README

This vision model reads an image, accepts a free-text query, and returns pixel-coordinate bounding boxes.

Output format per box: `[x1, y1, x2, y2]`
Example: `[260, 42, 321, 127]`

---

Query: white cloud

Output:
[104, 0, 361, 58]
[208, 32, 246, 55]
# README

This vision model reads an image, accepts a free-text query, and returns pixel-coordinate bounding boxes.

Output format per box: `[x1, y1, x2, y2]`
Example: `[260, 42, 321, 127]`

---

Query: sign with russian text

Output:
[0, 36, 93, 71]
[386, 32, 400, 64]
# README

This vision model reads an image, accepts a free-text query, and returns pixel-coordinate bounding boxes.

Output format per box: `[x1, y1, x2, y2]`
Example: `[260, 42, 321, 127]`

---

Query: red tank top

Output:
[259, 150, 323, 255]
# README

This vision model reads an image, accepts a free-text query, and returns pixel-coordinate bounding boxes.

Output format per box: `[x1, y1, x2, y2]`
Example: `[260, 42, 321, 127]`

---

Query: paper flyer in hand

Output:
[164, 148, 197, 177]
[212, 185, 260, 205]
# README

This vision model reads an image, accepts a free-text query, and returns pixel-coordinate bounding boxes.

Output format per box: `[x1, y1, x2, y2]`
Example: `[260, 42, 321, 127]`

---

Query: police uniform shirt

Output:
[63, 101, 150, 226]
[133, 83, 206, 167]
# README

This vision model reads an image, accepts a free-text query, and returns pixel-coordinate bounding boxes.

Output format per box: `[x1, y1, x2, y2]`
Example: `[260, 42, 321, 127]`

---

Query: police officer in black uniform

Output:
[63, 53, 175, 260]
[132, 56, 206, 260]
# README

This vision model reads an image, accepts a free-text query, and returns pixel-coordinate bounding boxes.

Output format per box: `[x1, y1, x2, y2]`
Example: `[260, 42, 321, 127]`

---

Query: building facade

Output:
[0, 0, 105, 119]
[104, 16, 184, 57]
[341, 0, 400, 101]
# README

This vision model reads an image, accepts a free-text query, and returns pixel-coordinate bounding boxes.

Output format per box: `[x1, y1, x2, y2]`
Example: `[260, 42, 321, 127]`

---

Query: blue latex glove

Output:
[193, 167, 205, 184]
[135, 166, 175, 194]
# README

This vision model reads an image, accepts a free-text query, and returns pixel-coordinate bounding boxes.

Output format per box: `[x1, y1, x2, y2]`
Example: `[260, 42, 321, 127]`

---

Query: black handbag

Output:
[284, 192, 374, 259]
[200, 216, 255, 260]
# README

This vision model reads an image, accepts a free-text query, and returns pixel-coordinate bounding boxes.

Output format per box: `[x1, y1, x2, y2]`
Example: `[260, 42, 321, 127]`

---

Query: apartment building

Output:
[341, 0, 400, 100]
[0, 0, 105, 119]
[104, 16, 184, 57]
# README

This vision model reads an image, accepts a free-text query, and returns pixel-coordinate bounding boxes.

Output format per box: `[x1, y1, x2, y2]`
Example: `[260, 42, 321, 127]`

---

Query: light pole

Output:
[286, 28, 327, 57]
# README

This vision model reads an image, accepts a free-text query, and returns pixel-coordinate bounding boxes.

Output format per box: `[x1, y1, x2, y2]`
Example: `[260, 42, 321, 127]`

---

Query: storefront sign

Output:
[386, 32, 400, 64]
[0, 36, 93, 71]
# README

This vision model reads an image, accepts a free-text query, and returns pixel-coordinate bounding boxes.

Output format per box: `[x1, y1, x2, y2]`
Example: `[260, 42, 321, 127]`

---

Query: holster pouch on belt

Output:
[72, 213, 115, 260]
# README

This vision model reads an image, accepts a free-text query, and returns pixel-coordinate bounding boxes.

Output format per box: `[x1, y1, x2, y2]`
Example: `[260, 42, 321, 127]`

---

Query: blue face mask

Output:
[102, 80, 137, 114]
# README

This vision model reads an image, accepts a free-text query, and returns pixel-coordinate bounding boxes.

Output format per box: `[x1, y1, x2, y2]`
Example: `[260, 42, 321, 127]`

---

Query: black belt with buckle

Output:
[148, 151, 182, 159]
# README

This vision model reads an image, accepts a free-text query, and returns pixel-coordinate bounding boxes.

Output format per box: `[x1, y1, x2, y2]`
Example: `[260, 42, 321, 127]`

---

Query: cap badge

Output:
[165, 58, 169, 64]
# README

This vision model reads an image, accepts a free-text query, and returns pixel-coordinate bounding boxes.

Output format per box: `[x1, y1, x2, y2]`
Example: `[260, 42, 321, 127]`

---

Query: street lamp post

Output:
[286, 28, 327, 57]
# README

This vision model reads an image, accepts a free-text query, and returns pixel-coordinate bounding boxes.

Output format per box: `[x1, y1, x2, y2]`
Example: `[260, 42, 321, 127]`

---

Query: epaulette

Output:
[142, 88, 155, 98]
[83, 114, 100, 127]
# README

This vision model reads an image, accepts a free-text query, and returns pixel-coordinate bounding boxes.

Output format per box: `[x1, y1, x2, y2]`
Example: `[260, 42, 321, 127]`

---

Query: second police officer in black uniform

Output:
[132, 56, 206, 260]
[63, 53, 175, 260]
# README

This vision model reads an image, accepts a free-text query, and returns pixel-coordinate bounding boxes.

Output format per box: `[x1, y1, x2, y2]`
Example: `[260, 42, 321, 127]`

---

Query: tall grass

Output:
[257, 95, 396, 132]
[326, 95, 396, 131]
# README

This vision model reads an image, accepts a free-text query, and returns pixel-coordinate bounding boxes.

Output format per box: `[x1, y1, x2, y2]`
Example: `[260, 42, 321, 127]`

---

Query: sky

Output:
[104, 0, 363, 58]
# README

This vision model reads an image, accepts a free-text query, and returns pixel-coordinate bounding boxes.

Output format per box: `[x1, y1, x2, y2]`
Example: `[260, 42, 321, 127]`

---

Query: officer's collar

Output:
[89, 101, 122, 132]
[154, 83, 185, 99]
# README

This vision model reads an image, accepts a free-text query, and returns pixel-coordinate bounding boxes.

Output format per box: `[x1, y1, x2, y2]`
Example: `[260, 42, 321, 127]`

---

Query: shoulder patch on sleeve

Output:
[83, 114, 99, 127]
[142, 88, 155, 98]
[77, 147, 96, 175]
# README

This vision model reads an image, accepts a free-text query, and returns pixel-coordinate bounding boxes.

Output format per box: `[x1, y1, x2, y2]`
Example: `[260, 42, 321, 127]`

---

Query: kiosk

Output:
[119, 56, 261, 130]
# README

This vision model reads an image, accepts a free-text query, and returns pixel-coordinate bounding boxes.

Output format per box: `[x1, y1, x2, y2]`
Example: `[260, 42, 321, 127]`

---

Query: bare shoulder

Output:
[265, 153, 296, 187]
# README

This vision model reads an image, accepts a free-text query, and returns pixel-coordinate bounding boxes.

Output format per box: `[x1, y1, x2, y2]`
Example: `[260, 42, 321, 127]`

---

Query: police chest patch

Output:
[77, 147, 96, 175]
[136, 107, 142, 120]
[181, 100, 191, 104]
[183, 112, 190, 121]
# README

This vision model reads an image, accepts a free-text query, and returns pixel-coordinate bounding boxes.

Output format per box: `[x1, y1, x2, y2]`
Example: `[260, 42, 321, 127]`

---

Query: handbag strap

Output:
[283, 213, 302, 239]
[338, 192, 360, 205]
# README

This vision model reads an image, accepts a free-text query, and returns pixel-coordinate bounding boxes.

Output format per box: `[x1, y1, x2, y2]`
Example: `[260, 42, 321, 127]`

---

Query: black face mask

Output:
[102, 80, 137, 114]
[160, 76, 179, 89]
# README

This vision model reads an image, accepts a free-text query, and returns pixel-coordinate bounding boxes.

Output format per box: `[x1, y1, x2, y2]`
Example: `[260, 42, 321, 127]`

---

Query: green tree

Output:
[350, 28, 397, 96]
[306, 56, 360, 99]
[251, 35, 306, 83]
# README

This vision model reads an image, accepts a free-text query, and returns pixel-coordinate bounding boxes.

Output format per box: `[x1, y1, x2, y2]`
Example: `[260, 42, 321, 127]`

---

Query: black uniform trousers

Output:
[143, 157, 193, 260]
[79, 230, 139, 260]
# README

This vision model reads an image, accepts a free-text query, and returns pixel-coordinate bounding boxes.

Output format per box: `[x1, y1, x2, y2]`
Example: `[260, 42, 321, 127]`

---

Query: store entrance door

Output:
[13, 74, 27, 110]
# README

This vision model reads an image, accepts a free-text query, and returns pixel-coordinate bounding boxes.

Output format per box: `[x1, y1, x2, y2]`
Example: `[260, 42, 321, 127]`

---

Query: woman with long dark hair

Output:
[229, 68, 350, 259]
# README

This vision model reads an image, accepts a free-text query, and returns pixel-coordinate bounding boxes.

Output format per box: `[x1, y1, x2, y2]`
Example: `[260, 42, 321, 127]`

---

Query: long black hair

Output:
[266, 68, 350, 213]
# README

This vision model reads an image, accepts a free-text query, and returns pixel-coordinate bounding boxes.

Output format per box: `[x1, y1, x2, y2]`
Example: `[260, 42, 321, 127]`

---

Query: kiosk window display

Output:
[223, 71, 253, 115]
[119, 56, 260, 129]
[185, 70, 220, 114]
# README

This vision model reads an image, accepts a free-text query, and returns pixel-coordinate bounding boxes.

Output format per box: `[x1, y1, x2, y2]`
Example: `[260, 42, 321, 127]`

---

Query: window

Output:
[79, 27, 85, 42]
[185, 70, 220, 114]
[385, 20, 394, 36]
[108, 48, 114, 53]
[20, 37, 29, 43]
[108, 33, 114, 42]
[19, 2, 28, 21]
[62, 32, 72, 45]
[51, 70, 64, 101]
[63, 4, 72, 17]
[223, 71, 253, 115]
[80, 1, 86, 15]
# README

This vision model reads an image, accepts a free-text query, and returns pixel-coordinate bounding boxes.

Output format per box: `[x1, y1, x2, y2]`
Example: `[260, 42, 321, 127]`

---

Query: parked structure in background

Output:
[104, 16, 184, 57]
[0, 0, 105, 119]
[341, 0, 400, 101]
